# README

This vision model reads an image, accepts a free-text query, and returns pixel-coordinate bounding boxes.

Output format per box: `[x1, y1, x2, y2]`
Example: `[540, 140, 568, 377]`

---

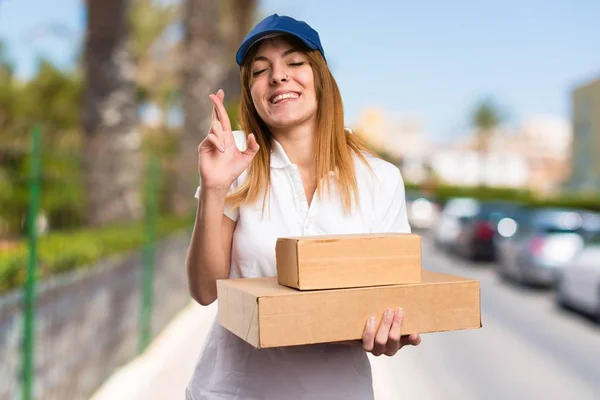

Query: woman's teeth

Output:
[271, 92, 299, 104]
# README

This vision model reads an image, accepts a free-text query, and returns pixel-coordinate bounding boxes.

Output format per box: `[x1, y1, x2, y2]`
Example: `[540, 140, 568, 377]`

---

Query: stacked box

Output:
[275, 233, 422, 290]
[217, 233, 481, 349]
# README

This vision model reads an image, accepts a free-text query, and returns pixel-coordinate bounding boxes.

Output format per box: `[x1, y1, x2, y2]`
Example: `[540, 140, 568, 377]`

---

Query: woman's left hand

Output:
[361, 307, 421, 356]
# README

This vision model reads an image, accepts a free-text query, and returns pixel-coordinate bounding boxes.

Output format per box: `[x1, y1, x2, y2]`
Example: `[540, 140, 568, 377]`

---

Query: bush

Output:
[406, 182, 600, 212]
[528, 194, 600, 212]
[406, 182, 532, 204]
[0, 214, 192, 295]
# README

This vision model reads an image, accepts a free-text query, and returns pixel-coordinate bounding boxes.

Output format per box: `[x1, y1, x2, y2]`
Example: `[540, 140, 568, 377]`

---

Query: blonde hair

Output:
[228, 35, 379, 214]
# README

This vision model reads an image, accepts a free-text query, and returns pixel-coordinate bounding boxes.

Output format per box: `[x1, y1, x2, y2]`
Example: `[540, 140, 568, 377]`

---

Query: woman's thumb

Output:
[243, 133, 260, 157]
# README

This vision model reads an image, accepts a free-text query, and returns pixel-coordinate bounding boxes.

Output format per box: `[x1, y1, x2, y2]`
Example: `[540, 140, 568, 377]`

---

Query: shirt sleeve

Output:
[371, 167, 412, 233]
[194, 179, 240, 222]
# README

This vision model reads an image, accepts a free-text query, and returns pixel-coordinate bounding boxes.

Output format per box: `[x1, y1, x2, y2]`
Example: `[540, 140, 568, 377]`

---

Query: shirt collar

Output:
[269, 138, 293, 168]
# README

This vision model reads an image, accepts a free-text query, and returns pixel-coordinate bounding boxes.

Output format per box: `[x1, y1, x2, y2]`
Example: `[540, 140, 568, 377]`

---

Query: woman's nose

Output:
[270, 66, 289, 84]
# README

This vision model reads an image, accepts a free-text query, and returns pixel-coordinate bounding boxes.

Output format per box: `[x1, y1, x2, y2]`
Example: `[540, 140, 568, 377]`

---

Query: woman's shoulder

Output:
[355, 150, 403, 184]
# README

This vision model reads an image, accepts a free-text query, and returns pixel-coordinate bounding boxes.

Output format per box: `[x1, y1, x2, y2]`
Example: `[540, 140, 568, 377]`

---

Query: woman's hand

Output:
[198, 89, 259, 192]
[361, 308, 421, 356]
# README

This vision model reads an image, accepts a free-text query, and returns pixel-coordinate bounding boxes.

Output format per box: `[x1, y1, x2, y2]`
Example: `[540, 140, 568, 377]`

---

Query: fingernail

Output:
[368, 316, 376, 327]
[395, 307, 404, 317]
[385, 308, 393, 319]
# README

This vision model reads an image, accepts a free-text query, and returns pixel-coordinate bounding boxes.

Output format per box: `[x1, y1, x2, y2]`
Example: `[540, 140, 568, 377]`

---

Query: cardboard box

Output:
[216, 270, 481, 349]
[275, 233, 422, 290]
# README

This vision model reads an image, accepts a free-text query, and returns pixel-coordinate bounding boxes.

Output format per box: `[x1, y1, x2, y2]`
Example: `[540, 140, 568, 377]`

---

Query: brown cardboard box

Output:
[275, 233, 422, 290]
[216, 270, 481, 349]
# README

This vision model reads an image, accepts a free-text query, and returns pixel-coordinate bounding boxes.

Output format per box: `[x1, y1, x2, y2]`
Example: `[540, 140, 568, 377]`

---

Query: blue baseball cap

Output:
[235, 14, 326, 66]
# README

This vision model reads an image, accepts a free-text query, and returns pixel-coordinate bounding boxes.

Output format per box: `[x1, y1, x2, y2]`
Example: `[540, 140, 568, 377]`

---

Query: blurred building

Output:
[516, 116, 572, 194]
[430, 115, 572, 193]
[353, 108, 572, 193]
[354, 108, 432, 183]
[354, 108, 391, 152]
[566, 76, 600, 194]
[430, 145, 529, 188]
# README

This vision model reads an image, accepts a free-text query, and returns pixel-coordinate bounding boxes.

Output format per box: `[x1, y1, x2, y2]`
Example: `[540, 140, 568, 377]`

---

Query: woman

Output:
[185, 14, 421, 400]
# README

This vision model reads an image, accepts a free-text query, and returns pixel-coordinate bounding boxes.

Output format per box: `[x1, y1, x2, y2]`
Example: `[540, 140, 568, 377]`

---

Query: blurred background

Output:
[0, 0, 599, 399]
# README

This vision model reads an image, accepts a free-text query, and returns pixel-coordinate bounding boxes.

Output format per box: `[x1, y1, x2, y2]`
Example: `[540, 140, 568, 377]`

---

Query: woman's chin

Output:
[266, 113, 316, 130]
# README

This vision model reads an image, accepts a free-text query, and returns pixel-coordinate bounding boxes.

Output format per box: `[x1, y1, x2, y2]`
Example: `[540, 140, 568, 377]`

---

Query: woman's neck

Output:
[270, 121, 317, 170]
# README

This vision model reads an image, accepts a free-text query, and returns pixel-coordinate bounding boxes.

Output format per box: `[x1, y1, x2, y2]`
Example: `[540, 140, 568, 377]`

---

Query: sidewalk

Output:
[90, 301, 217, 400]
[90, 300, 425, 400]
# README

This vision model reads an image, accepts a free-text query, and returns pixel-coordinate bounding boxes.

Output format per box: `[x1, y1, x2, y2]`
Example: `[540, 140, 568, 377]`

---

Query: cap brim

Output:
[236, 28, 320, 66]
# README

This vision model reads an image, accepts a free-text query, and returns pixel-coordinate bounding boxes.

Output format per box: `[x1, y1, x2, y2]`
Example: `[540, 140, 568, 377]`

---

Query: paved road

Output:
[372, 235, 600, 400]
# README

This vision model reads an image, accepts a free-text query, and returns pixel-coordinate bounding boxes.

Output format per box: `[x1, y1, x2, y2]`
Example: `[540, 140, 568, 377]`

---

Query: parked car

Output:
[452, 201, 522, 261]
[495, 208, 600, 287]
[405, 191, 440, 230]
[433, 197, 480, 251]
[555, 234, 600, 321]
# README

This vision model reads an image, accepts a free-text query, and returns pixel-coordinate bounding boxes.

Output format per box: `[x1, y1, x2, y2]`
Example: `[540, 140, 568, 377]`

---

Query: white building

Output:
[431, 149, 528, 187]
[429, 114, 572, 191]
[354, 109, 432, 183]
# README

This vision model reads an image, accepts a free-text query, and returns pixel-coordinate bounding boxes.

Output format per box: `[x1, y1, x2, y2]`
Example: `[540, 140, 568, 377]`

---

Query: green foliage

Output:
[0, 214, 192, 295]
[130, 0, 179, 106]
[225, 100, 241, 130]
[0, 41, 17, 132]
[130, 0, 178, 63]
[16, 61, 83, 128]
[0, 60, 84, 237]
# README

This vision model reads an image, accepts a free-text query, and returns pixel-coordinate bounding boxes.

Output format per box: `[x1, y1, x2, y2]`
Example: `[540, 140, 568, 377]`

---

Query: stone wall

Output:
[0, 232, 192, 400]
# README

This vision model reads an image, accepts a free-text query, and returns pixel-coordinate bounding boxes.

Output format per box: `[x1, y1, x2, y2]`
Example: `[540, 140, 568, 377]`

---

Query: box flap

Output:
[216, 279, 260, 347]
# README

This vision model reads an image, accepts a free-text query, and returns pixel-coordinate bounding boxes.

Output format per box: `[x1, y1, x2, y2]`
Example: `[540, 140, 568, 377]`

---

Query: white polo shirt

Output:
[187, 130, 411, 400]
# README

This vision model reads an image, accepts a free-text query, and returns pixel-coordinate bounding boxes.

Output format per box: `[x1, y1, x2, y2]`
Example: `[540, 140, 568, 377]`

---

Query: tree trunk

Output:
[170, 0, 228, 215]
[216, 0, 257, 102]
[82, 0, 142, 226]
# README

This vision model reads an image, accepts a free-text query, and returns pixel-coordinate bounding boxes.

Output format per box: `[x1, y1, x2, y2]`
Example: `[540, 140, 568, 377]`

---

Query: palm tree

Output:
[171, 0, 225, 215]
[129, 0, 182, 215]
[170, 0, 259, 215]
[82, 0, 141, 226]
[471, 97, 503, 187]
[217, 0, 257, 102]
[130, 0, 179, 110]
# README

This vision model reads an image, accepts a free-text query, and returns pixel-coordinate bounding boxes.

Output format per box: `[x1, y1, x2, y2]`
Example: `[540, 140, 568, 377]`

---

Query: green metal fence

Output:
[0, 124, 192, 400]
[22, 125, 42, 400]
[20, 125, 159, 399]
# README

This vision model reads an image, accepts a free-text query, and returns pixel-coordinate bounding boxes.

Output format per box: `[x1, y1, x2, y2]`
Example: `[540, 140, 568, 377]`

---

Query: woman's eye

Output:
[252, 69, 267, 77]
[290, 62, 305, 67]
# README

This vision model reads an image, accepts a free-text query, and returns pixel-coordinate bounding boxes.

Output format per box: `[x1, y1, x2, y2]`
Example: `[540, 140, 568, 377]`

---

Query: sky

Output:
[1, 0, 599, 144]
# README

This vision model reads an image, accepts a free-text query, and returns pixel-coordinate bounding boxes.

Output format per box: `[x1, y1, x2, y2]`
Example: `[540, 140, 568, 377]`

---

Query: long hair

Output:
[227, 35, 379, 214]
